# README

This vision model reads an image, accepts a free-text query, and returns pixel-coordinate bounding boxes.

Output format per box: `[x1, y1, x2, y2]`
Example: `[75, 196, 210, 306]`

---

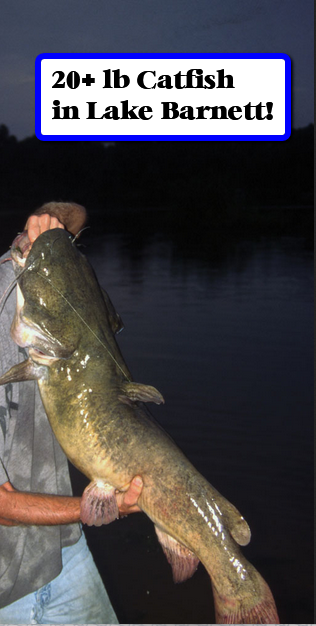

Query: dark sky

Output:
[0, 0, 313, 139]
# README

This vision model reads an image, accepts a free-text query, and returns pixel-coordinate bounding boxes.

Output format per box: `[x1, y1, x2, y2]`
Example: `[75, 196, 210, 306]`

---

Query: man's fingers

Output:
[122, 476, 143, 506]
[25, 215, 41, 243]
[115, 475, 143, 515]
[49, 216, 65, 231]
[38, 213, 51, 234]
[130, 475, 143, 494]
[25, 214, 65, 244]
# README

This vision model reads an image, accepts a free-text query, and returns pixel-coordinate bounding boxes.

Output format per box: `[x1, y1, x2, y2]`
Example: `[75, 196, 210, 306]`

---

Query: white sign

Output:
[35, 54, 291, 141]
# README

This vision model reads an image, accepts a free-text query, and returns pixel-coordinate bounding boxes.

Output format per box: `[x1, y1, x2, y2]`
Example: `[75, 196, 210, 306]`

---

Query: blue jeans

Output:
[0, 532, 118, 624]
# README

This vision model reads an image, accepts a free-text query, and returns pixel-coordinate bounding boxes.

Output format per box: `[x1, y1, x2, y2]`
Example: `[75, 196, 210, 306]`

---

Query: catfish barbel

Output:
[0, 229, 279, 624]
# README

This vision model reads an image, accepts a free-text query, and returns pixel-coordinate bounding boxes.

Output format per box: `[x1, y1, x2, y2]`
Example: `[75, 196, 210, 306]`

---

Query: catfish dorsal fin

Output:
[120, 381, 164, 405]
[0, 359, 45, 385]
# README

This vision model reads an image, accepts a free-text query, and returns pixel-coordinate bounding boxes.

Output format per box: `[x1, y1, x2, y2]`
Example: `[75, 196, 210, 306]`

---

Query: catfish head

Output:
[1, 228, 129, 386]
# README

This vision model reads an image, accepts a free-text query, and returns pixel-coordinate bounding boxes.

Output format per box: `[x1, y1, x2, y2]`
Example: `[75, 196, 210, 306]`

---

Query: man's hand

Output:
[24, 214, 65, 244]
[28, 202, 87, 237]
[24, 201, 87, 246]
[116, 476, 143, 516]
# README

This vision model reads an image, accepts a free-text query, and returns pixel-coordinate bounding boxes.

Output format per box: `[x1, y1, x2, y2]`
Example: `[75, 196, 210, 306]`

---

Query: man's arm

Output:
[0, 480, 81, 526]
[0, 477, 143, 526]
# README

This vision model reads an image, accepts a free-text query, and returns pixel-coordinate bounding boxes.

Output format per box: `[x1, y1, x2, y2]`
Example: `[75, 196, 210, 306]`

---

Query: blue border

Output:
[35, 53, 291, 142]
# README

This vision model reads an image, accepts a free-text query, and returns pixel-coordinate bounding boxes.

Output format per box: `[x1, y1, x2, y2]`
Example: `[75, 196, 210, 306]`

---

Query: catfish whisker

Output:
[0, 263, 36, 316]
[72, 226, 90, 244]
[0, 277, 18, 315]
[0, 269, 23, 316]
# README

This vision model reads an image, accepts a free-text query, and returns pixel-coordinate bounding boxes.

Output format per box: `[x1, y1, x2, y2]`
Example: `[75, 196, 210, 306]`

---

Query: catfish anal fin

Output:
[155, 526, 199, 583]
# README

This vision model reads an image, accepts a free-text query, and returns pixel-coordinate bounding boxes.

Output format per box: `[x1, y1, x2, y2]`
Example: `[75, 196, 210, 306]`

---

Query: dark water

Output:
[71, 230, 313, 624]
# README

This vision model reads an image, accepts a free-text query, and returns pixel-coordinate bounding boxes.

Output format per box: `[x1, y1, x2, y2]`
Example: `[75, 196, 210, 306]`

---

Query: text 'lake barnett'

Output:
[52, 100, 273, 121]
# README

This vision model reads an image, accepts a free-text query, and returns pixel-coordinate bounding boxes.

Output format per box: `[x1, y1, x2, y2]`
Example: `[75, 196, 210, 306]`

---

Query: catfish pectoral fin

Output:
[80, 479, 119, 526]
[155, 526, 199, 583]
[0, 359, 45, 384]
[120, 381, 164, 405]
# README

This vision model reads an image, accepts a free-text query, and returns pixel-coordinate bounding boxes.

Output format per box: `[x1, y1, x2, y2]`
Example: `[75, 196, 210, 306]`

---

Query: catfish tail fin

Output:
[211, 568, 279, 624]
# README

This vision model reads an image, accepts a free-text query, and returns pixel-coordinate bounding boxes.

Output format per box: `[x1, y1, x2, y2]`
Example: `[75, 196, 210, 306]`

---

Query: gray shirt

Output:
[0, 252, 81, 608]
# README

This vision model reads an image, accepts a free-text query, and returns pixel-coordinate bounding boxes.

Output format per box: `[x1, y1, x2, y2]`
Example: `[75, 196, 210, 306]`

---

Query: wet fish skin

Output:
[0, 229, 279, 624]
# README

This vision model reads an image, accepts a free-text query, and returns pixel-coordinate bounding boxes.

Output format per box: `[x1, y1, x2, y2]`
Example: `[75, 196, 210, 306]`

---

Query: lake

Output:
[71, 225, 313, 625]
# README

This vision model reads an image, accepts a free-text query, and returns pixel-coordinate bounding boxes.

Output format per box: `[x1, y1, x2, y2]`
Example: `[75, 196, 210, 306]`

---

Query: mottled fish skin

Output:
[0, 229, 279, 624]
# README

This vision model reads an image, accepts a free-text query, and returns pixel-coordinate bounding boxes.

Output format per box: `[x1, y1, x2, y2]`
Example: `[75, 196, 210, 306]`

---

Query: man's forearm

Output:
[0, 475, 143, 526]
[0, 483, 81, 526]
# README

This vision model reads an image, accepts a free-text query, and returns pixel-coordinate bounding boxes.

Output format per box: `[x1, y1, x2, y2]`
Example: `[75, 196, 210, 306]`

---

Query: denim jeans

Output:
[0, 532, 118, 624]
